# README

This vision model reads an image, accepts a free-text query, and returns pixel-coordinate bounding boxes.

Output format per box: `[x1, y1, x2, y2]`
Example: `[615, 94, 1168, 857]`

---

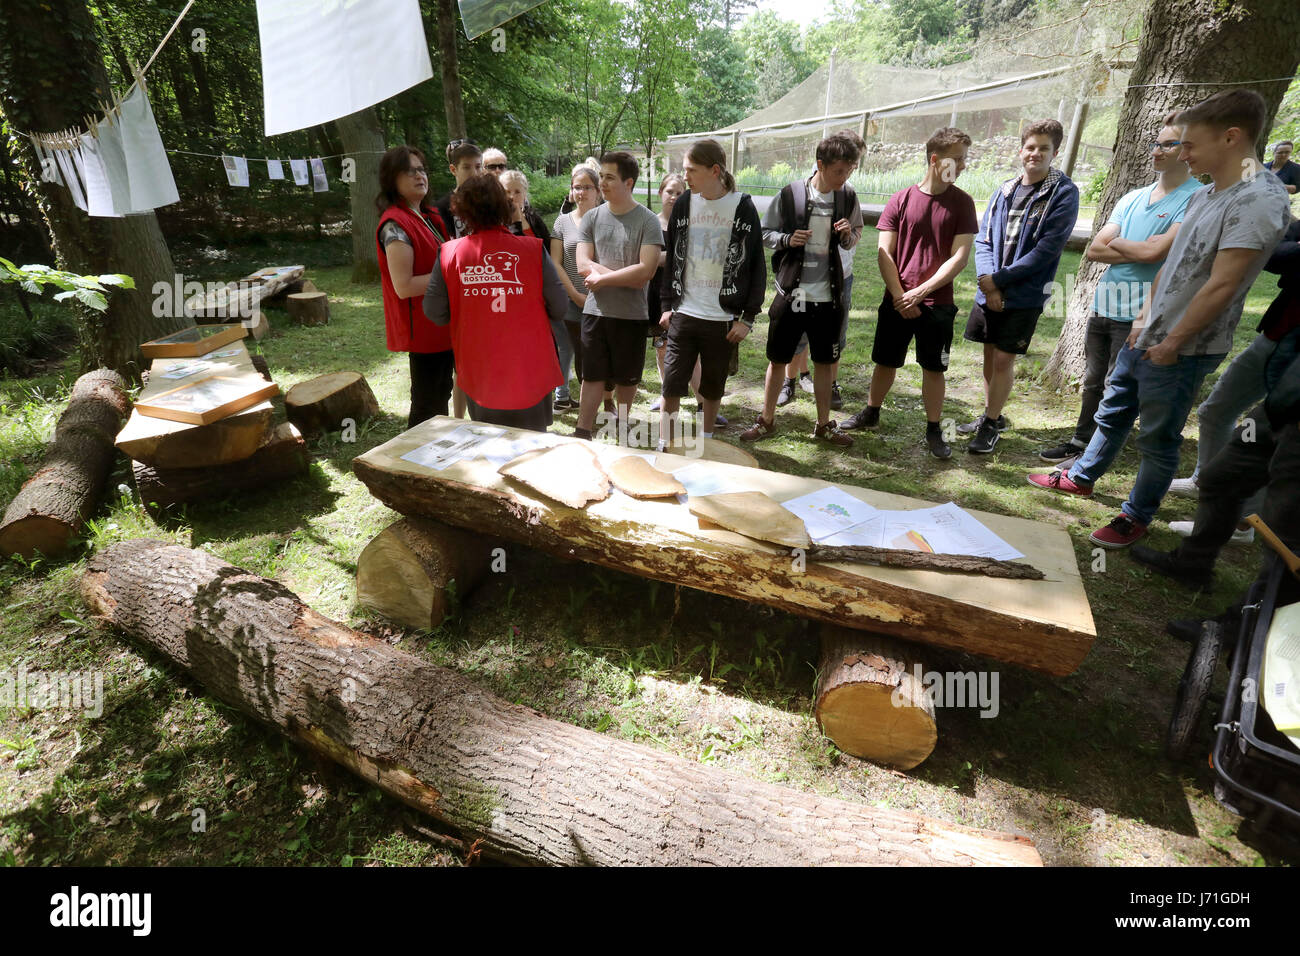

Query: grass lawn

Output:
[1, 227, 1294, 867]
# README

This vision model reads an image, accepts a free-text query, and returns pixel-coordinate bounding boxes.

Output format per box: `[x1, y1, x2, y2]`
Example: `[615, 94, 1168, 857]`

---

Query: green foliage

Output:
[1081, 164, 1109, 205]
[0, 259, 134, 313]
[736, 11, 818, 107]
[766, 162, 794, 182]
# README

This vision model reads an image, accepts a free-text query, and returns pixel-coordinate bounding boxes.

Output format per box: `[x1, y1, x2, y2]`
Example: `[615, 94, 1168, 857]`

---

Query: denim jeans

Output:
[550, 315, 574, 400]
[1071, 312, 1131, 445]
[1067, 344, 1225, 525]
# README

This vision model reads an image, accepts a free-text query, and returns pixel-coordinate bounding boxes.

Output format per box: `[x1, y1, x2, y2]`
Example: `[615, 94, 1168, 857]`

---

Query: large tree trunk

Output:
[335, 107, 386, 283]
[354, 419, 1096, 676]
[0, 0, 188, 381]
[81, 539, 1042, 866]
[1043, 1, 1300, 387]
[0, 369, 130, 559]
[436, 0, 467, 139]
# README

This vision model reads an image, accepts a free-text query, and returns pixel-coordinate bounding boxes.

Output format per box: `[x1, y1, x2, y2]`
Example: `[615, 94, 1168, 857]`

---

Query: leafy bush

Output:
[735, 166, 760, 184]
[0, 299, 78, 376]
[767, 162, 794, 182]
[1082, 165, 1109, 205]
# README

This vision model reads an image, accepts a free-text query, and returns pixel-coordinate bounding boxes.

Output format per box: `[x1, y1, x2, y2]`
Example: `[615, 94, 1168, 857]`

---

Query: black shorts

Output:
[872, 295, 958, 372]
[663, 313, 734, 401]
[964, 300, 1042, 355]
[766, 294, 842, 365]
[580, 313, 648, 387]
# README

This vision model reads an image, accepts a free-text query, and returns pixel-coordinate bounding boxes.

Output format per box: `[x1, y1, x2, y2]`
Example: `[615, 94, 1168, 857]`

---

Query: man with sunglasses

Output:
[1037, 114, 1200, 466]
[483, 148, 509, 175]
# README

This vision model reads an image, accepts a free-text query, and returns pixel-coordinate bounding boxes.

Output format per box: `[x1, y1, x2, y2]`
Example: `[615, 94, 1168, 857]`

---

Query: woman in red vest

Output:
[423, 174, 567, 432]
[376, 145, 453, 427]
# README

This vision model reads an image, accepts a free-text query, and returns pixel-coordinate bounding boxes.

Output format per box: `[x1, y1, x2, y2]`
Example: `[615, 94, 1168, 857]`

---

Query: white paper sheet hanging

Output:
[289, 159, 309, 185]
[52, 145, 87, 211]
[78, 133, 124, 218]
[222, 155, 250, 187]
[309, 157, 328, 192]
[267, 159, 285, 180]
[256, 0, 434, 137]
[117, 84, 180, 210]
[30, 138, 64, 186]
[92, 117, 135, 214]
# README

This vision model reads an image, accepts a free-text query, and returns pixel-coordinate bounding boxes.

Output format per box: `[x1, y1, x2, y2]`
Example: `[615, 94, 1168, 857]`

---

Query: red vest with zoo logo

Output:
[376, 202, 451, 353]
[439, 227, 561, 409]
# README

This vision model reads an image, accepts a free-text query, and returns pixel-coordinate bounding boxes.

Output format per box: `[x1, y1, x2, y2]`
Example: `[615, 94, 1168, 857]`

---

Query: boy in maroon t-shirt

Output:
[841, 127, 979, 458]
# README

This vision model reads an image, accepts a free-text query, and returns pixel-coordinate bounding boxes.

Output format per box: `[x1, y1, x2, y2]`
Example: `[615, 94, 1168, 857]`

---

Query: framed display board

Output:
[134, 375, 279, 425]
[140, 324, 247, 359]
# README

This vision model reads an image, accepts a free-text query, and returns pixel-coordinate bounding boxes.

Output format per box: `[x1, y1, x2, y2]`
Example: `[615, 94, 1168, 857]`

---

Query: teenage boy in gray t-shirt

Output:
[1028, 90, 1293, 552]
[574, 151, 664, 440]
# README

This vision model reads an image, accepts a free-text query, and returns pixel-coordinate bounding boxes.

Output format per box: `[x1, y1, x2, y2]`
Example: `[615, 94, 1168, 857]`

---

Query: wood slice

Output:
[286, 291, 329, 326]
[498, 443, 610, 509]
[815, 625, 937, 770]
[81, 538, 1043, 866]
[132, 423, 309, 508]
[0, 369, 131, 559]
[689, 491, 810, 550]
[356, 518, 499, 630]
[608, 456, 686, 499]
[285, 371, 379, 434]
[117, 403, 274, 468]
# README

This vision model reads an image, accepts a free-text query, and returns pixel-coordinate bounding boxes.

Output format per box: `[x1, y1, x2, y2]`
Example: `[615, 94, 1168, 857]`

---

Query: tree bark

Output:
[356, 518, 499, 630]
[0, 0, 188, 381]
[132, 423, 309, 508]
[0, 369, 130, 559]
[285, 371, 378, 434]
[1042, 1, 1300, 388]
[815, 625, 937, 770]
[335, 107, 386, 283]
[80, 539, 1043, 866]
[436, 0, 468, 139]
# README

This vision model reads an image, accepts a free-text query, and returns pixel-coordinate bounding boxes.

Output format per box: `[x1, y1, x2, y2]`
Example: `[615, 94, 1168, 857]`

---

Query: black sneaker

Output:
[798, 371, 814, 394]
[956, 413, 1007, 435]
[840, 405, 880, 430]
[830, 381, 843, 410]
[925, 429, 952, 459]
[1039, 440, 1083, 463]
[1130, 544, 1213, 589]
[777, 378, 796, 407]
[967, 416, 1001, 454]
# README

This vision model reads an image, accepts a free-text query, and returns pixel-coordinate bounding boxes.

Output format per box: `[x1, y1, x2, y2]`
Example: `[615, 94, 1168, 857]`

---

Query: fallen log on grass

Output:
[81, 538, 1042, 866]
[1, 369, 131, 559]
[132, 423, 309, 507]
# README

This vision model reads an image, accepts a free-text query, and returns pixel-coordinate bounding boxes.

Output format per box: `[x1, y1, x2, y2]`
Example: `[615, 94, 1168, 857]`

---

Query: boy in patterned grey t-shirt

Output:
[1028, 90, 1293, 551]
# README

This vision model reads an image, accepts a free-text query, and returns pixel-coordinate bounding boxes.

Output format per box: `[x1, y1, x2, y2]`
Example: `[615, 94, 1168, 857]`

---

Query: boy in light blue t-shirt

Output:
[1038, 114, 1201, 463]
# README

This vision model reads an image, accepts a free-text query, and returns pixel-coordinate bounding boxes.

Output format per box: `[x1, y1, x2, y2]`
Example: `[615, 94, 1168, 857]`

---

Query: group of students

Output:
[375, 90, 1299, 613]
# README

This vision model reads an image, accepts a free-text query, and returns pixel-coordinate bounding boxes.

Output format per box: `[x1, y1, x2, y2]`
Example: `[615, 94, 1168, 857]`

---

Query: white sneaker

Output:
[1166, 477, 1199, 498]
[1168, 520, 1255, 544]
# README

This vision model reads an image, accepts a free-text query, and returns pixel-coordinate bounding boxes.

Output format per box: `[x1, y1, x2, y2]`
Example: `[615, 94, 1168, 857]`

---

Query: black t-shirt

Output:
[1002, 181, 1038, 264]
[1267, 160, 1300, 189]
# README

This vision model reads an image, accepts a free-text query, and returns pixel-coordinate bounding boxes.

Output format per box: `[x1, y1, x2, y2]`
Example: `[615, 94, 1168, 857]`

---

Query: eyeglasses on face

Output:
[572, 184, 595, 192]
[485, 162, 507, 171]
[404, 167, 428, 176]
[1151, 140, 1183, 152]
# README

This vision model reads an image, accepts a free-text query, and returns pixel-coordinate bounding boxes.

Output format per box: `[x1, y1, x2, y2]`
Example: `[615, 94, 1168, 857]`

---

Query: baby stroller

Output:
[1167, 515, 1300, 841]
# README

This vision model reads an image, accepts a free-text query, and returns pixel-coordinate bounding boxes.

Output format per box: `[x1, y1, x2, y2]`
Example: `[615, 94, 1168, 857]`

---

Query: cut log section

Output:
[132, 423, 309, 508]
[356, 517, 500, 630]
[286, 291, 329, 326]
[243, 310, 270, 341]
[285, 371, 379, 434]
[0, 369, 131, 559]
[815, 625, 937, 770]
[353, 418, 1096, 675]
[81, 538, 1042, 866]
[608, 455, 686, 499]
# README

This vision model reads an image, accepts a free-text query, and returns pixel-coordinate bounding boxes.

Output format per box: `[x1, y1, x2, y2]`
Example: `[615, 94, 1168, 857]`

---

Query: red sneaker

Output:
[1090, 513, 1147, 550]
[1026, 470, 1093, 497]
